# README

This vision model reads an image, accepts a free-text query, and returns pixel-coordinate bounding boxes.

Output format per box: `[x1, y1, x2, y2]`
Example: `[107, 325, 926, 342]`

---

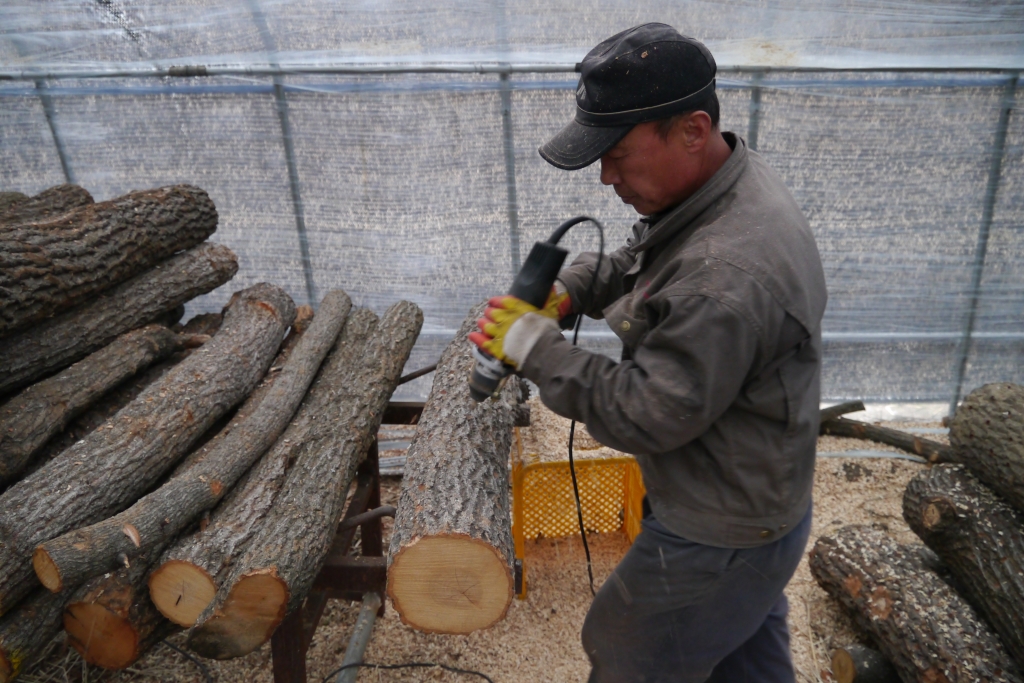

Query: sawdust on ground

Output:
[22, 400, 944, 683]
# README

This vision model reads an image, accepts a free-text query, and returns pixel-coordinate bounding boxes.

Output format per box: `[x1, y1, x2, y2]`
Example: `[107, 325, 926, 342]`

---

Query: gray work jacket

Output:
[519, 133, 828, 548]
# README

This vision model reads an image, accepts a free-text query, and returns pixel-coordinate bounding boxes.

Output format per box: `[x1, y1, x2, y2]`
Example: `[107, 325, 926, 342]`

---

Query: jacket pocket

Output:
[603, 294, 649, 350]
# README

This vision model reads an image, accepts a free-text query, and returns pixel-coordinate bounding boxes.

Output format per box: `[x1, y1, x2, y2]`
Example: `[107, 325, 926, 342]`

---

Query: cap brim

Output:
[538, 119, 632, 170]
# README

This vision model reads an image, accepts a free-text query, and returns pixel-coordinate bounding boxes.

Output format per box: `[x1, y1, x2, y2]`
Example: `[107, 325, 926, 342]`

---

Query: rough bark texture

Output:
[37, 291, 351, 593]
[186, 302, 422, 659]
[0, 185, 216, 337]
[387, 302, 520, 635]
[0, 184, 93, 228]
[175, 312, 225, 337]
[0, 325, 180, 487]
[0, 589, 69, 683]
[820, 401, 866, 424]
[64, 543, 178, 670]
[810, 525, 1022, 683]
[0, 193, 29, 215]
[821, 417, 956, 463]
[0, 242, 238, 397]
[903, 463, 1024, 664]
[831, 645, 900, 683]
[950, 383, 1024, 513]
[0, 283, 294, 616]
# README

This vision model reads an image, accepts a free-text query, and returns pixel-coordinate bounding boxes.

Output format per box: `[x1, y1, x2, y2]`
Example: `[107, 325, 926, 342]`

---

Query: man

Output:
[469, 23, 827, 683]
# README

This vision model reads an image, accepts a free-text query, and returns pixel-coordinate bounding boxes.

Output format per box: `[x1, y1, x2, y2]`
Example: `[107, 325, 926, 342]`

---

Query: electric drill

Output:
[469, 217, 599, 402]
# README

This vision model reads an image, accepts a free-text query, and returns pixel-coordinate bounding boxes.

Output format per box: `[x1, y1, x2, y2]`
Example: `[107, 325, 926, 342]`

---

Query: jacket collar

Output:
[630, 132, 747, 254]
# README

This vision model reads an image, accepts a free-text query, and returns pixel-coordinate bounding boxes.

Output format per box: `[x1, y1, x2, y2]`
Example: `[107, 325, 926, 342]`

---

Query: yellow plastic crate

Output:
[511, 430, 645, 598]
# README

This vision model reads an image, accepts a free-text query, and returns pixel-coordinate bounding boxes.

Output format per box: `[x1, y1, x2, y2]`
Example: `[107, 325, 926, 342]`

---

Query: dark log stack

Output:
[387, 302, 519, 634]
[0, 182, 433, 681]
[814, 383, 1024, 680]
[810, 526, 1021, 682]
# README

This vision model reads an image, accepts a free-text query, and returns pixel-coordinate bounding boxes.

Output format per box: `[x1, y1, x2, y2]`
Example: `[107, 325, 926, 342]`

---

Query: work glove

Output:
[468, 288, 563, 369]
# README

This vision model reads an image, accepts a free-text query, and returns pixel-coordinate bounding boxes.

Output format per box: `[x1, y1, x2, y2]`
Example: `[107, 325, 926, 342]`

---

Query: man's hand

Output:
[468, 289, 563, 369]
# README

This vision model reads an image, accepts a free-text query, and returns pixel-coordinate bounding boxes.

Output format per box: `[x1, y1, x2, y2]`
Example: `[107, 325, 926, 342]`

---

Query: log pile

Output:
[812, 382, 1024, 680]
[0, 183, 434, 681]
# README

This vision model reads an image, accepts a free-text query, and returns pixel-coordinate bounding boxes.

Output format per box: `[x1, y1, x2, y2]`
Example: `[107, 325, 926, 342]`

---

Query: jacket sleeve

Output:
[556, 244, 637, 318]
[518, 293, 762, 455]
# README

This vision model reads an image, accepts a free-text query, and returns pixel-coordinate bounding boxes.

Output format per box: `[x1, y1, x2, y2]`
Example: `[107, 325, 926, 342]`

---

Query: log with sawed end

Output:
[186, 302, 422, 659]
[149, 310, 323, 628]
[903, 463, 1024, 664]
[35, 291, 350, 594]
[950, 382, 1024, 512]
[0, 283, 295, 617]
[831, 645, 899, 683]
[809, 525, 1022, 683]
[64, 542, 178, 670]
[387, 302, 520, 635]
[0, 324, 181, 487]
[0, 241, 238, 397]
[0, 184, 93, 227]
[0, 185, 216, 337]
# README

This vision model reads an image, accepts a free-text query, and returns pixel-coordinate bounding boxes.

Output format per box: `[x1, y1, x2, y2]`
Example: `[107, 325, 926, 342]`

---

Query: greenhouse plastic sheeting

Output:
[2, 1, 1023, 404]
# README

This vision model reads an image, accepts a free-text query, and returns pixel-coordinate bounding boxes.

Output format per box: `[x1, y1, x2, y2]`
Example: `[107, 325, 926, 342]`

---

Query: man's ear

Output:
[672, 111, 713, 152]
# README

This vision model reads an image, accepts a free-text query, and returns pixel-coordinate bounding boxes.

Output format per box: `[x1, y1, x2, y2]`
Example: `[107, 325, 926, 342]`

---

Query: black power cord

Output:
[553, 215, 606, 598]
[321, 660, 495, 682]
[161, 639, 213, 683]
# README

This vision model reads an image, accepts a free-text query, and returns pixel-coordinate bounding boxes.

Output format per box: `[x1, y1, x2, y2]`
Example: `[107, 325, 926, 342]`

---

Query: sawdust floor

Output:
[24, 402, 944, 683]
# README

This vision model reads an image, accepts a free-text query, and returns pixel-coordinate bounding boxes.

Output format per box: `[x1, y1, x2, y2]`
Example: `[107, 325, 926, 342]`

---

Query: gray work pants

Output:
[582, 503, 812, 683]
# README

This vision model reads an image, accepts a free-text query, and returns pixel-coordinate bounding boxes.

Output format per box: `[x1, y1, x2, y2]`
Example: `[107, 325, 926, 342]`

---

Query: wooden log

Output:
[0, 241, 238, 397]
[0, 325, 181, 487]
[820, 400, 866, 424]
[186, 302, 422, 659]
[146, 306, 318, 626]
[0, 184, 93, 227]
[809, 525, 1022, 683]
[64, 546, 178, 670]
[36, 291, 351, 593]
[821, 417, 955, 463]
[831, 645, 899, 683]
[903, 463, 1024, 664]
[175, 311, 225, 337]
[0, 283, 295, 616]
[0, 589, 69, 683]
[387, 302, 520, 635]
[950, 382, 1024, 512]
[0, 185, 216, 337]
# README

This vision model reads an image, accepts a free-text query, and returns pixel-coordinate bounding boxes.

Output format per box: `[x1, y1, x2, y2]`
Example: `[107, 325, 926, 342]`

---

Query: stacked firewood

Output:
[0, 184, 423, 681]
[811, 383, 1024, 683]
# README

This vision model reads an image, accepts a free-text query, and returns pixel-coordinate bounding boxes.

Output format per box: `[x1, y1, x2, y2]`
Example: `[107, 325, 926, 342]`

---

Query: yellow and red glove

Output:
[468, 285, 570, 369]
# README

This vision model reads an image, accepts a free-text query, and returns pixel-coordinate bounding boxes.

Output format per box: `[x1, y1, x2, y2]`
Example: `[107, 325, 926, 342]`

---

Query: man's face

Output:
[599, 117, 710, 216]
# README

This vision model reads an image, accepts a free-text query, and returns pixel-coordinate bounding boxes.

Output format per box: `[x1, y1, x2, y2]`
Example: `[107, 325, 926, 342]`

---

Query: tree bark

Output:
[63, 544, 178, 670]
[809, 525, 1022, 683]
[387, 302, 520, 635]
[0, 185, 216, 337]
[821, 417, 955, 463]
[0, 588, 69, 683]
[0, 283, 294, 616]
[950, 382, 1024, 513]
[903, 463, 1024, 664]
[831, 645, 900, 683]
[186, 302, 422, 659]
[0, 241, 238, 397]
[0, 325, 181, 487]
[36, 291, 351, 593]
[0, 184, 93, 227]
[175, 312, 225, 337]
[0, 193, 29, 215]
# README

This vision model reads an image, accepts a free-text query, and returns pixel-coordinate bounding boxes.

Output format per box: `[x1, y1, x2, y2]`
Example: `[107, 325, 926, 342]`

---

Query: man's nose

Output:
[599, 156, 619, 186]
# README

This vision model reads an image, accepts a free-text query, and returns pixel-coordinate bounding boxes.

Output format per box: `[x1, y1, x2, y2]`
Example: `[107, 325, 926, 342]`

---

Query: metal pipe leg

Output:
[336, 592, 383, 683]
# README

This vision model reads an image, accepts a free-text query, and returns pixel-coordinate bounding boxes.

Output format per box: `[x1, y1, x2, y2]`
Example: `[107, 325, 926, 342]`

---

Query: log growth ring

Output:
[388, 535, 513, 634]
[147, 560, 216, 627]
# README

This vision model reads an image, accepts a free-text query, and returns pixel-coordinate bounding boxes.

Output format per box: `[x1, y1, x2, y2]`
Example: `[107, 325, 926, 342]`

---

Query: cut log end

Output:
[148, 561, 217, 627]
[186, 570, 288, 660]
[31, 548, 62, 593]
[388, 536, 513, 634]
[64, 602, 139, 669]
[832, 644, 900, 683]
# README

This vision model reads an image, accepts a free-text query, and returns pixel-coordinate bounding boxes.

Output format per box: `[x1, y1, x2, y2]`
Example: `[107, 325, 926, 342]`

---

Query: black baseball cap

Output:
[539, 23, 717, 171]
